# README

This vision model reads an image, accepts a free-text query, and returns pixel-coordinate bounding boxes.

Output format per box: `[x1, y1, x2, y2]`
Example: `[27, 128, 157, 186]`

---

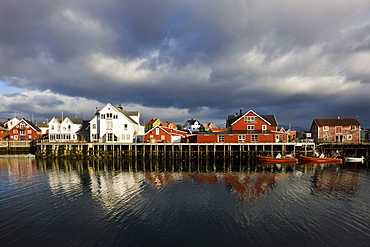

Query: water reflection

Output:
[0, 158, 363, 204]
[0, 157, 37, 182]
[1, 158, 370, 247]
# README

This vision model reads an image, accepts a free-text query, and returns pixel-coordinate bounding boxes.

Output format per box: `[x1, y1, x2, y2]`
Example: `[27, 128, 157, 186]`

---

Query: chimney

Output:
[118, 104, 123, 110]
[240, 108, 243, 116]
[337, 116, 340, 119]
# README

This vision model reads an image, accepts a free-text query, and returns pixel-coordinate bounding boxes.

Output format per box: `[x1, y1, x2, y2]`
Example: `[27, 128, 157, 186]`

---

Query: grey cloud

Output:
[0, 0, 370, 127]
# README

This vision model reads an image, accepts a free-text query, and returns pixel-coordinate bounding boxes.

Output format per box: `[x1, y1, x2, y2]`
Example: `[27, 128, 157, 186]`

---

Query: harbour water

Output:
[1, 157, 370, 247]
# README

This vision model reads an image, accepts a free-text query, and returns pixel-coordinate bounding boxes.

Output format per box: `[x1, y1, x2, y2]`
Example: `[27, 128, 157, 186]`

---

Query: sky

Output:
[1, 0, 370, 130]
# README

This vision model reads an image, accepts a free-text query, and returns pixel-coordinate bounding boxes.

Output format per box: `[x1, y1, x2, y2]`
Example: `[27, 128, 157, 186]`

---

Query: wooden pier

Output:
[35, 142, 316, 161]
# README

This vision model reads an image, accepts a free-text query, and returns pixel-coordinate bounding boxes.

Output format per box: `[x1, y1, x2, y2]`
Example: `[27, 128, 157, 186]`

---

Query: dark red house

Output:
[0, 126, 9, 140]
[9, 118, 43, 140]
[189, 109, 288, 143]
[145, 126, 188, 143]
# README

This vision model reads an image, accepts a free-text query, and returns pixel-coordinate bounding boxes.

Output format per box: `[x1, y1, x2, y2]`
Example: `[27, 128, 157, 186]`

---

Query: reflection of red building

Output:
[145, 173, 173, 188]
[0, 158, 37, 181]
[224, 174, 276, 202]
[313, 169, 360, 194]
[196, 174, 219, 184]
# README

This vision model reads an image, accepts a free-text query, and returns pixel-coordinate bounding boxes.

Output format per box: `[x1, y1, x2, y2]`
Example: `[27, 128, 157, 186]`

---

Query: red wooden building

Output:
[310, 116, 361, 144]
[9, 118, 43, 140]
[0, 126, 9, 140]
[189, 109, 288, 143]
[145, 126, 188, 143]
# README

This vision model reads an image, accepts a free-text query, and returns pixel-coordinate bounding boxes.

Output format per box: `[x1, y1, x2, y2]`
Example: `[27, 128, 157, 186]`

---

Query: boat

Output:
[256, 155, 298, 163]
[344, 156, 364, 163]
[298, 155, 342, 163]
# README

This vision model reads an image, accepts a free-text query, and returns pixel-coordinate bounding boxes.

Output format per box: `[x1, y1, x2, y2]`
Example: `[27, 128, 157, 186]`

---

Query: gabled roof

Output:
[110, 104, 139, 124]
[146, 125, 188, 136]
[36, 123, 49, 128]
[64, 117, 86, 125]
[313, 118, 361, 126]
[228, 110, 277, 126]
[76, 120, 90, 134]
[48, 117, 63, 124]
[17, 118, 42, 132]
[146, 118, 161, 125]
[185, 119, 200, 125]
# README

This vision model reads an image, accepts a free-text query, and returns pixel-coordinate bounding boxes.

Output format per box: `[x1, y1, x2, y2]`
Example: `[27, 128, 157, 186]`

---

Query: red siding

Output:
[9, 121, 43, 140]
[144, 126, 187, 143]
[190, 133, 280, 143]
[231, 112, 276, 131]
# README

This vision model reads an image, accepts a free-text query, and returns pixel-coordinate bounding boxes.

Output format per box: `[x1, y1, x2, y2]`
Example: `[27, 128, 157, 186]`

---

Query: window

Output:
[347, 135, 352, 140]
[107, 133, 113, 142]
[245, 116, 257, 123]
[324, 135, 328, 141]
[107, 122, 113, 130]
[218, 135, 225, 142]
[93, 124, 96, 129]
[247, 125, 255, 130]
[68, 125, 71, 130]
[124, 124, 128, 130]
[20, 130, 25, 135]
[107, 113, 113, 119]
[251, 135, 258, 142]
[101, 114, 105, 119]
[262, 125, 267, 131]
[122, 134, 131, 140]
[14, 135, 18, 140]
[28, 130, 32, 134]
[161, 135, 165, 140]
[335, 126, 342, 134]
[156, 128, 159, 135]
[351, 125, 356, 130]
[238, 135, 246, 142]
[51, 125, 54, 130]
[20, 123, 25, 128]
[14, 130, 18, 134]
[323, 126, 329, 131]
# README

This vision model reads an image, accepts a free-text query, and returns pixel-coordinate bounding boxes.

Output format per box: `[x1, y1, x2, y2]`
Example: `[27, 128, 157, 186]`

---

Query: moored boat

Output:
[344, 156, 364, 163]
[256, 155, 298, 163]
[298, 155, 342, 163]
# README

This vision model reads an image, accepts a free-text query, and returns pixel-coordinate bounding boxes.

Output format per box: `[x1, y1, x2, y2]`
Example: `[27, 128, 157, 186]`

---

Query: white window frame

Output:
[218, 135, 225, 142]
[251, 135, 258, 142]
[238, 135, 246, 142]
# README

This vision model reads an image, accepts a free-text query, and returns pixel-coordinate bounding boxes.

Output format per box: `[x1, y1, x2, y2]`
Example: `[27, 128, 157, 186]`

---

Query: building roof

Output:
[226, 110, 277, 127]
[146, 118, 160, 125]
[65, 117, 87, 124]
[18, 118, 42, 132]
[36, 123, 49, 128]
[313, 118, 361, 126]
[76, 120, 90, 134]
[185, 119, 200, 125]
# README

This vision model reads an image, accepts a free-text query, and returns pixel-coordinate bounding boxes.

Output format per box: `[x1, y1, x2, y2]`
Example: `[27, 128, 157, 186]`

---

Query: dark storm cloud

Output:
[0, 0, 370, 127]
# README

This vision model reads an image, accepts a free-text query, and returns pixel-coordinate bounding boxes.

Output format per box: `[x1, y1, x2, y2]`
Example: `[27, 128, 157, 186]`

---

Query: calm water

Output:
[1, 158, 370, 247]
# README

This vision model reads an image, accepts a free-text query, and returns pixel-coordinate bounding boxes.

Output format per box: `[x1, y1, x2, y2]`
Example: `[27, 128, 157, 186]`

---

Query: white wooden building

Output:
[89, 103, 144, 143]
[48, 117, 85, 142]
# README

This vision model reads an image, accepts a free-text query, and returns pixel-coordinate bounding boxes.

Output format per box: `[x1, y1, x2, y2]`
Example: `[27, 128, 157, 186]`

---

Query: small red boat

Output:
[256, 155, 298, 163]
[298, 155, 342, 163]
